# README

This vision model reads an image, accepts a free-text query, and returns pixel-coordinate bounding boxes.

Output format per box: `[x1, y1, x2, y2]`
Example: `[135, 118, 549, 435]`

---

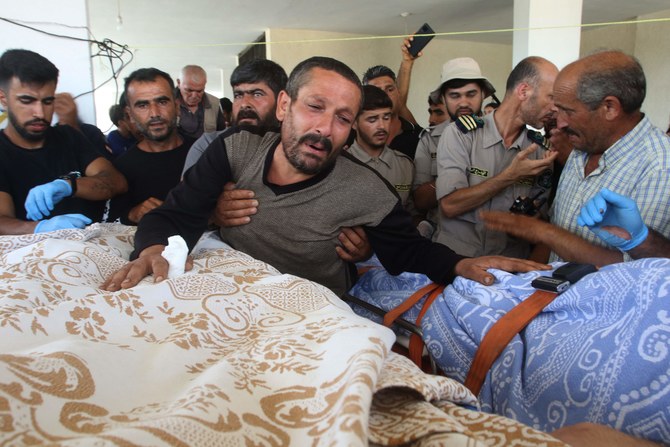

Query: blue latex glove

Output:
[34, 214, 92, 233]
[577, 188, 648, 251]
[25, 179, 73, 220]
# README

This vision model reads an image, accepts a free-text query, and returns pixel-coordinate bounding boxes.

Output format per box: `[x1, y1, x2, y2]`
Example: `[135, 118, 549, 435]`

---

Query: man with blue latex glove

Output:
[578, 188, 669, 259]
[0, 49, 127, 235]
[480, 50, 669, 267]
[34, 214, 92, 233]
[577, 188, 648, 251]
[25, 179, 74, 221]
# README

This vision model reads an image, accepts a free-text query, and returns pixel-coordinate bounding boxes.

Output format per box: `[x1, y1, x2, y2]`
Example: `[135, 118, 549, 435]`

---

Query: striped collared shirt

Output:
[550, 116, 670, 261]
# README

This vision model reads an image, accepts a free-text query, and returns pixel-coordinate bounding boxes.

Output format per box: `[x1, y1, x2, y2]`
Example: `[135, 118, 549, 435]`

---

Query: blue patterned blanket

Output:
[348, 257, 670, 444]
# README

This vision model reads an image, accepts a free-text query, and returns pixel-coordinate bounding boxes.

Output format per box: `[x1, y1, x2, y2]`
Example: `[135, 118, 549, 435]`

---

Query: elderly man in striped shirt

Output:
[480, 50, 670, 266]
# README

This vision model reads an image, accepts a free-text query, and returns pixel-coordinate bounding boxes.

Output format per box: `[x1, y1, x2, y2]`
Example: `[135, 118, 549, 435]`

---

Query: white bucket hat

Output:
[430, 57, 496, 102]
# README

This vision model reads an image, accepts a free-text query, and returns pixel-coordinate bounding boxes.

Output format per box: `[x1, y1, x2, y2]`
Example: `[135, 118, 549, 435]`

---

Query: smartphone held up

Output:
[408, 23, 435, 57]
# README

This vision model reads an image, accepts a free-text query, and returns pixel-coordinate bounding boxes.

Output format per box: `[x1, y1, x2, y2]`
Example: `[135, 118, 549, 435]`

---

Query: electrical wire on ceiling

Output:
[0, 16, 133, 105]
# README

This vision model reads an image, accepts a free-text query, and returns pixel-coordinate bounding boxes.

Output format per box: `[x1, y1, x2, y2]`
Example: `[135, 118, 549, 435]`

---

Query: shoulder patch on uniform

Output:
[455, 114, 485, 134]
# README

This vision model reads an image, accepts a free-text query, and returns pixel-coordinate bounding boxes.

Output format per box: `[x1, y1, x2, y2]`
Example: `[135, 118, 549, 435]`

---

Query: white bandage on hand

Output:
[161, 235, 188, 278]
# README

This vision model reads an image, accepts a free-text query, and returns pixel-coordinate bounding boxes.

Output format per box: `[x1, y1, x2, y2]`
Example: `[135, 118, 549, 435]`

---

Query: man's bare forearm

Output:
[481, 211, 623, 266]
[77, 170, 128, 200]
[396, 58, 418, 125]
[413, 182, 438, 212]
[0, 216, 38, 235]
[396, 58, 413, 109]
[441, 174, 514, 218]
[541, 223, 623, 266]
[628, 229, 670, 259]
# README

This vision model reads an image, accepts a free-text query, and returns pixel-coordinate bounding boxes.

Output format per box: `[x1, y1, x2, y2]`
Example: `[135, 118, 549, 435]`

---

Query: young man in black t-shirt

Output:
[0, 49, 127, 235]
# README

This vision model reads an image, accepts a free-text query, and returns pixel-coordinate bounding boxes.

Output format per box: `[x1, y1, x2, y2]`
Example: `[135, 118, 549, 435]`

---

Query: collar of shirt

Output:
[430, 120, 450, 138]
[348, 141, 394, 168]
[569, 115, 651, 178]
[481, 112, 527, 151]
[599, 115, 650, 169]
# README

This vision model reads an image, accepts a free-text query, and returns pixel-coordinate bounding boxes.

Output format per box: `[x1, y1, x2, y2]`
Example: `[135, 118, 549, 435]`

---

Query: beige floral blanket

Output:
[0, 224, 564, 446]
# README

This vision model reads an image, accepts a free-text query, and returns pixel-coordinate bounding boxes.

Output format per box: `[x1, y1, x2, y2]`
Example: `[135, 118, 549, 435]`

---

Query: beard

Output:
[282, 131, 336, 175]
[233, 109, 279, 133]
[8, 110, 49, 142]
[521, 94, 551, 129]
[135, 116, 177, 142]
[359, 130, 388, 150]
[448, 107, 477, 121]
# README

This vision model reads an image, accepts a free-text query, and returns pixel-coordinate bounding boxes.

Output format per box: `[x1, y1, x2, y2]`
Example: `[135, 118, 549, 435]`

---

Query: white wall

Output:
[580, 21, 636, 55]
[271, 19, 670, 130]
[0, 0, 95, 124]
[580, 10, 670, 129]
[633, 9, 670, 130]
[268, 28, 513, 128]
[4, 3, 665, 131]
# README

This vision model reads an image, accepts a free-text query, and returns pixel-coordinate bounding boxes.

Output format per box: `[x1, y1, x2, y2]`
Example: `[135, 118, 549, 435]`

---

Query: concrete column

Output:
[513, 0, 583, 69]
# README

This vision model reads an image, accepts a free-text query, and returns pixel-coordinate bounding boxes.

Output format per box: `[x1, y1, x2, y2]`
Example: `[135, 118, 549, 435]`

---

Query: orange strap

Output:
[408, 284, 444, 366]
[383, 282, 441, 327]
[463, 290, 558, 396]
[383, 282, 445, 368]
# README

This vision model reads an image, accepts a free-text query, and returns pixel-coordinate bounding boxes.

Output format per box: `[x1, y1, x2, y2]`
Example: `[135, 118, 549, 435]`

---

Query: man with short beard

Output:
[413, 57, 496, 237]
[0, 49, 127, 235]
[107, 68, 195, 225]
[435, 56, 558, 258]
[200, 60, 375, 262]
[347, 85, 414, 211]
[363, 65, 422, 159]
[181, 59, 287, 176]
[102, 56, 548, 297]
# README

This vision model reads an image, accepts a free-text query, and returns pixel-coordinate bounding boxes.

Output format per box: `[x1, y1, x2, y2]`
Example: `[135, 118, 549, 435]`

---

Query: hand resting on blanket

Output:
[101, 244, 548, 291]
[453, 256, 549, 286]
[101, 245, 194, 291]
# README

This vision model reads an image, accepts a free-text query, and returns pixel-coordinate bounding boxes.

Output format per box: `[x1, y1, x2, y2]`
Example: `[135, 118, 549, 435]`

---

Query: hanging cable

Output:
[0, 16, 134, 104]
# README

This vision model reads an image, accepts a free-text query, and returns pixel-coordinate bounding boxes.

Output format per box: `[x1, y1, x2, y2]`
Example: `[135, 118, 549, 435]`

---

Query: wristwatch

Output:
[58, 171, 82, 197]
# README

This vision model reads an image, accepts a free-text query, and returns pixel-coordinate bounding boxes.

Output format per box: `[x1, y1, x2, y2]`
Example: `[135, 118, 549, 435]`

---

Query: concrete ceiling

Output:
[87, 0, 670, 73]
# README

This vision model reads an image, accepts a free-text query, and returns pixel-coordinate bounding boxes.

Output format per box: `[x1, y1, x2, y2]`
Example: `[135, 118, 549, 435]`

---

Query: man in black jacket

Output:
[102, 57, 547, 296]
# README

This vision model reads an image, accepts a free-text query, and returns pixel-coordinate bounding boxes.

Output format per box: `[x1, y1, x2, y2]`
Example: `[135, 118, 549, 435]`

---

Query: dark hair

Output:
[362, 65, 396, 84]
[428, 92, 443, 106]
[230, 59, 288, 98]
[505, 56, 543, 93]
[109, 104, 125, 125]
[285, 56, 363, 109]
[361, 85, 392, 111]
[576, 52, 645, 113]
[220, 97, 232, 113]
[0, 49, 58, 89]
[118, 91, 128, 108]
[440, 78, 485, 97]
[123, 67, 175, 99]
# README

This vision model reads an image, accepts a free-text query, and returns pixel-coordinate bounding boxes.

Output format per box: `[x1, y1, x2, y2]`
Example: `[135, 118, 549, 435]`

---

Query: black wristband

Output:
[58, 171, 81, 197]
